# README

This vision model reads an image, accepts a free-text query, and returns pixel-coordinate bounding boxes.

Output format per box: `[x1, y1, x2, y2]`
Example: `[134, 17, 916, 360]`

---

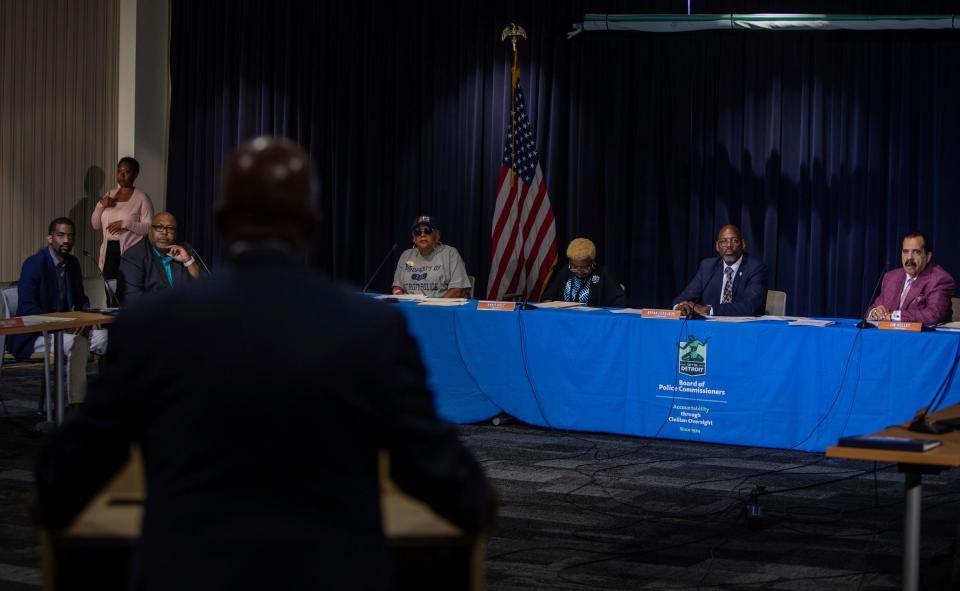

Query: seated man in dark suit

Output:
[673, 224, 768, 317]
[34, 137, 494, 591]
[7, 217, 107, 404]
[866, 231, 955, 324]
[118, 211, 202, 304]
[541, 237, 626, 307]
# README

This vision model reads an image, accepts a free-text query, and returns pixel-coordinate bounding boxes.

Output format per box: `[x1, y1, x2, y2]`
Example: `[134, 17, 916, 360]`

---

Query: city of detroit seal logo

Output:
[678, 335, 709, 377]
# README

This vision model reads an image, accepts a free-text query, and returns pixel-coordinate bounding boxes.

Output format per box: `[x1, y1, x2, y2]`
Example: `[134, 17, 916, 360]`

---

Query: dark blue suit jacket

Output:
[118, 239, 198, 305]
[34, 247, 491, 591]
[7, 248, 89, 359]
[672, 253, 769, 316]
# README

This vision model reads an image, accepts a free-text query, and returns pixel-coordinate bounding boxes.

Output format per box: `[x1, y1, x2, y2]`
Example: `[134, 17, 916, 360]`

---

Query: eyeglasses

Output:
[569, 263, 594, 273]
[413, 227, 434, 236]
[717, 238, 741, 246]
[151, 224, 177, 234]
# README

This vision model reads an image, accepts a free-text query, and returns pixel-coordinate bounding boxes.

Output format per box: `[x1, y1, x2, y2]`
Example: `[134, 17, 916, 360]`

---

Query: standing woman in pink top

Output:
[90, 157, 155, 287]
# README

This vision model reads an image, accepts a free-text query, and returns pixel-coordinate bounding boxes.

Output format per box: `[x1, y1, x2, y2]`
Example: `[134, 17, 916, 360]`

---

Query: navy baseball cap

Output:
[410, 215, 438, 232]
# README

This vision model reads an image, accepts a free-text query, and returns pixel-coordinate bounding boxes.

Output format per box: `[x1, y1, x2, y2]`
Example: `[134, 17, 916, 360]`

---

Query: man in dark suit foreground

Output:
[673, 224, 768, 317]
[34, 137, 494, 590]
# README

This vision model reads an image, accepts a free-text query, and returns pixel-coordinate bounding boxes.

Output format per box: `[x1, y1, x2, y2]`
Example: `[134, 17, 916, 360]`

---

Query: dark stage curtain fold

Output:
[168, 0, 960, 317]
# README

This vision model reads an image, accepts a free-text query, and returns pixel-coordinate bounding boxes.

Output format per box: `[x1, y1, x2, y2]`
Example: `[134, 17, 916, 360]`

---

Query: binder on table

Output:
[838, 435, 942, 452]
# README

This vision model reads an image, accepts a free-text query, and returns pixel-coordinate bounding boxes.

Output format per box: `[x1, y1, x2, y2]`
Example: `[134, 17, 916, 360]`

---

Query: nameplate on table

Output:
[0, 318, 24, 329]
[641, 309, 683, 320]
[477, 301, 516, 312]
[877, 321, 922, 332]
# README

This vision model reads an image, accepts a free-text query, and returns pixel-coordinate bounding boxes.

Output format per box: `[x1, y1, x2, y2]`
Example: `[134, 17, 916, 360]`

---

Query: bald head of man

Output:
[216, 136, 320, 247]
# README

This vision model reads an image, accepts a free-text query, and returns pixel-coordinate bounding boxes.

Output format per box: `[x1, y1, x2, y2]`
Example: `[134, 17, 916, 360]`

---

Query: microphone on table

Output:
[502, 292, 537, 310]
[519, 292, 537, 311]
[190, 247, 212, 274]
[80, 249, 118, 308]
[855, 263, 892, 329]
[363, 243, 398, 293]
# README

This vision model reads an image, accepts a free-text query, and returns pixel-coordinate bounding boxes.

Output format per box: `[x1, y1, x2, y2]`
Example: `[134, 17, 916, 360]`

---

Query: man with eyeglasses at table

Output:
[117, 212, 203, 305]
[391, 215, 471, 298]
[673, 224, 768, 317]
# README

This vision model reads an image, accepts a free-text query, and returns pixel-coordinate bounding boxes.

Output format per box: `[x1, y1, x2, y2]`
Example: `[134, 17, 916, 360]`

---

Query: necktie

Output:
[721, 267, 734, 304]
[898, 276, 915, 310]
[56, 262, 67, 311]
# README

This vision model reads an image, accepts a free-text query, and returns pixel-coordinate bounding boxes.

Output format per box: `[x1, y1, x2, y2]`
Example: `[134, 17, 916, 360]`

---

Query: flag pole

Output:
[501, 23, 526, 189]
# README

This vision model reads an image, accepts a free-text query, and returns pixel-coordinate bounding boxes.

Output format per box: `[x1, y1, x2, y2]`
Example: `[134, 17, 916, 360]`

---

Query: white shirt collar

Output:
[724, 255, 743, 274]
[47, 246, 64, 266]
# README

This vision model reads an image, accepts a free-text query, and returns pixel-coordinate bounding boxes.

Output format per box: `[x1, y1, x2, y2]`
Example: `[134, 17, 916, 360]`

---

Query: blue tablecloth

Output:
[396, 301, 960, 452]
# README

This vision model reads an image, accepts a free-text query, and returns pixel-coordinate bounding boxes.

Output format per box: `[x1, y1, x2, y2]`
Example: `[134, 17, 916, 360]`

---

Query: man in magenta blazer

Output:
[867, 231, 955, 325]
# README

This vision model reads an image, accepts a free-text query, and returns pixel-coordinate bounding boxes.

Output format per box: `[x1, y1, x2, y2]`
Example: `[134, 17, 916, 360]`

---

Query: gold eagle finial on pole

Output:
[501, 24, 527, 189]
[501, 23, 527, 53]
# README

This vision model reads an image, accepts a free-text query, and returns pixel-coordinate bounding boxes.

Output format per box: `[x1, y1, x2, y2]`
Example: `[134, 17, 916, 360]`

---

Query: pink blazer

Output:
[90, 188, 155, 269]
[869, 264, 955, 324]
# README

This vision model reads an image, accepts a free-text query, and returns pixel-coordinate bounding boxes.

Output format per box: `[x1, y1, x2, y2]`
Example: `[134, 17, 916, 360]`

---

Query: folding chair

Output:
[1, 285, 54, 417]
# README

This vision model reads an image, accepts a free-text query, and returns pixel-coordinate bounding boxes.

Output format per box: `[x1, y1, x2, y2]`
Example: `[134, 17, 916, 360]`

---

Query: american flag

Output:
[486, 84, 558, 301]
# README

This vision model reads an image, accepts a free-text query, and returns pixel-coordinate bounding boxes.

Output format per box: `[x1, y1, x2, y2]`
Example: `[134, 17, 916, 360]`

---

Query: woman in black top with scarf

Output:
[541, 237, 627, 308]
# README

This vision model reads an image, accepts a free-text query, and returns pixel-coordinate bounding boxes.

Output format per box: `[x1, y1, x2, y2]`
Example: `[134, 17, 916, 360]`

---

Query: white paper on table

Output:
[21, 315, 72, 325]
[534, 301, 584, 309]
[374, 293, 426, 301]
[757, 315, 804, 321]
[788, 319, 835, 327]
[417, 298, 470, 307]
[609, 308, 646, 315]
[705, 316, 760, 323]
[939, 321, 960, 330]
[565, 306, 602, 312]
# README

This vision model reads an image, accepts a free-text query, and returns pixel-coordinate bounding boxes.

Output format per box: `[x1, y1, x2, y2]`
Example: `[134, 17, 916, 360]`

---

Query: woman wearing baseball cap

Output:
[392, 215, 472, 298]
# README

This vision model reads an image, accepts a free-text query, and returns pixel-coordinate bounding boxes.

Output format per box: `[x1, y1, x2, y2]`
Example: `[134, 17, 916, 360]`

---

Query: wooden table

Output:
[826, 404, 960, 591]
[0, 311, 114, 425]
[41, 450, 484, 590]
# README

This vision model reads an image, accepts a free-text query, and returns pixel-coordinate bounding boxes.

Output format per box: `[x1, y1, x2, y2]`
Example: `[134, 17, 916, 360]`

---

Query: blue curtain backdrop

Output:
[167, 0, 960, 317]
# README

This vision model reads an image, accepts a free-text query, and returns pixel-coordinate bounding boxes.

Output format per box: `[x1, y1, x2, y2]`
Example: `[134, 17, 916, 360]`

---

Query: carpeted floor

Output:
[1, 361, 958, 590]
